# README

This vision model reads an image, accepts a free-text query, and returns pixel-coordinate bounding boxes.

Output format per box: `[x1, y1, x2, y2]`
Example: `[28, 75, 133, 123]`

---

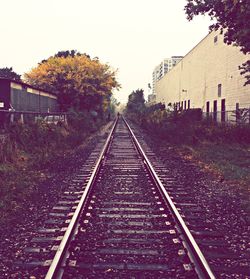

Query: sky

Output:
[0, 0, 212, 104]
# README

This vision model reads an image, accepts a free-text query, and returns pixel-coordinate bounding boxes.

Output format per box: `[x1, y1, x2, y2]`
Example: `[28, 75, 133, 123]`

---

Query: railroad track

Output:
[16, 116, 215, 278]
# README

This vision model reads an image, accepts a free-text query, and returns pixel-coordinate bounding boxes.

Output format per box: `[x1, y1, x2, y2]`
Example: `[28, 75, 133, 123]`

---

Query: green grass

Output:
[185, 143, 250, 213]
[180, 143, 250, 185]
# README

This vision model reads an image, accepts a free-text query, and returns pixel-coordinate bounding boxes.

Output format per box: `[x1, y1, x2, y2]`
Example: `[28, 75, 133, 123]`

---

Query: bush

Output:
[0, 135, 17, 163]
[200, 123, 250, 144]
[7, 122, 66, 153]
[127, 105, 250, 145]
[0, 109, 108, 165]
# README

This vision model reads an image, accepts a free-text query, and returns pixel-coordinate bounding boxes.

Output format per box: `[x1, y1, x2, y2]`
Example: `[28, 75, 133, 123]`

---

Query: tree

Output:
[108, 96, 120, 116]
[39, 50, 91, 64]
[126, 89, 146, 114]
[24, 51, 120, 116]
[0, 67, 21, 81]
[185, 0, 250, 85]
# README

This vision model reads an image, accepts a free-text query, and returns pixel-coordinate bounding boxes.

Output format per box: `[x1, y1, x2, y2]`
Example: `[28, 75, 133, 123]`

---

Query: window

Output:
[218, 84, 222, 97]
[188, 100, 190, 109]
[214, 35, 218, 44]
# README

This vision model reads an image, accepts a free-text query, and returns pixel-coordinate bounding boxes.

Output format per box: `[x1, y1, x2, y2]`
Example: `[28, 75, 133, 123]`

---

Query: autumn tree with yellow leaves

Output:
[24, 50, 120, 118]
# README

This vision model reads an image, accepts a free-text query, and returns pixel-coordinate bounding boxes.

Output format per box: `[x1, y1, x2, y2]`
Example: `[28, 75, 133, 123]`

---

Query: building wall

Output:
[0, 79, 58, 112]
[156, 30, 250, 113]
[0, 80, 11, 110]
[152, 56, 183, 95]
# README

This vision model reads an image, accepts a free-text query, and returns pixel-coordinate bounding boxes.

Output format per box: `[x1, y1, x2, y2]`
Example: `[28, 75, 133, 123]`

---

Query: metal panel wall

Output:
[0, 80, 11, 110]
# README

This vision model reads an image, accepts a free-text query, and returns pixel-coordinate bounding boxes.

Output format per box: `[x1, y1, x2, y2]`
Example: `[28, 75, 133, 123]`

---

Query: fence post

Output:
[63, 113, 67, 125]
[20, 113, 24, 124]
[10, 112, 14, 123]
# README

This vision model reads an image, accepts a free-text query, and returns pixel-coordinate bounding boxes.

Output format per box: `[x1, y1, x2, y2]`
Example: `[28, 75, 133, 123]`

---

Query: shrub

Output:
[0, 135, 17, 163]
[127, 105, 250, 145]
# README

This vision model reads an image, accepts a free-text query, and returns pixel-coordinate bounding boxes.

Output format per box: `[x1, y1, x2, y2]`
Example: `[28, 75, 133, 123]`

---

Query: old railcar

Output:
[0, 78, 58, 112]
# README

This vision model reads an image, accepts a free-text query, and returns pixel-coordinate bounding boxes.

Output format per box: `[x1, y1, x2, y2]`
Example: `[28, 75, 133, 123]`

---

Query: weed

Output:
[0, 114, 107, 225]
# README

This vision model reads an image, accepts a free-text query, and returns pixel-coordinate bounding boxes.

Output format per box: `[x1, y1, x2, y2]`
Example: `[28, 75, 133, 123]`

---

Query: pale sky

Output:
[0, 0, 212, 104]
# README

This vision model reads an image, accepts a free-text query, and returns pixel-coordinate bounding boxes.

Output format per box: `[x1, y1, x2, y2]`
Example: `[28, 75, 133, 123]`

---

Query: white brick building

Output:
[152, 56, 183, 95]
[156, 30, 250, 122]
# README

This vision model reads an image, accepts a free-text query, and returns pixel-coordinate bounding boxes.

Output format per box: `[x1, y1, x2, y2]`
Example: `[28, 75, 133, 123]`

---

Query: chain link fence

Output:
[203, 109, 250, 124]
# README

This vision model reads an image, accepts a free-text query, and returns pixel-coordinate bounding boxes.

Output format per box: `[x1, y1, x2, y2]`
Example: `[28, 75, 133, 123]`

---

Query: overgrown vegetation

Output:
[182, 143, 250, 182]
[125, 89, 250, 186]
[0, 111, 110, 224]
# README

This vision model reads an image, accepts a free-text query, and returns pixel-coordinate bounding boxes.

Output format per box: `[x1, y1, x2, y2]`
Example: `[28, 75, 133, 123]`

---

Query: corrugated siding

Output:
[10, 88, 58, 112]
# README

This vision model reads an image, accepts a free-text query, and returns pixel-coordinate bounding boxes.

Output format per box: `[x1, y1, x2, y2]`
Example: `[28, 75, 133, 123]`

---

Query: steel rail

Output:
[45, 117, 118, 279]
[123, 117, 216, 279]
